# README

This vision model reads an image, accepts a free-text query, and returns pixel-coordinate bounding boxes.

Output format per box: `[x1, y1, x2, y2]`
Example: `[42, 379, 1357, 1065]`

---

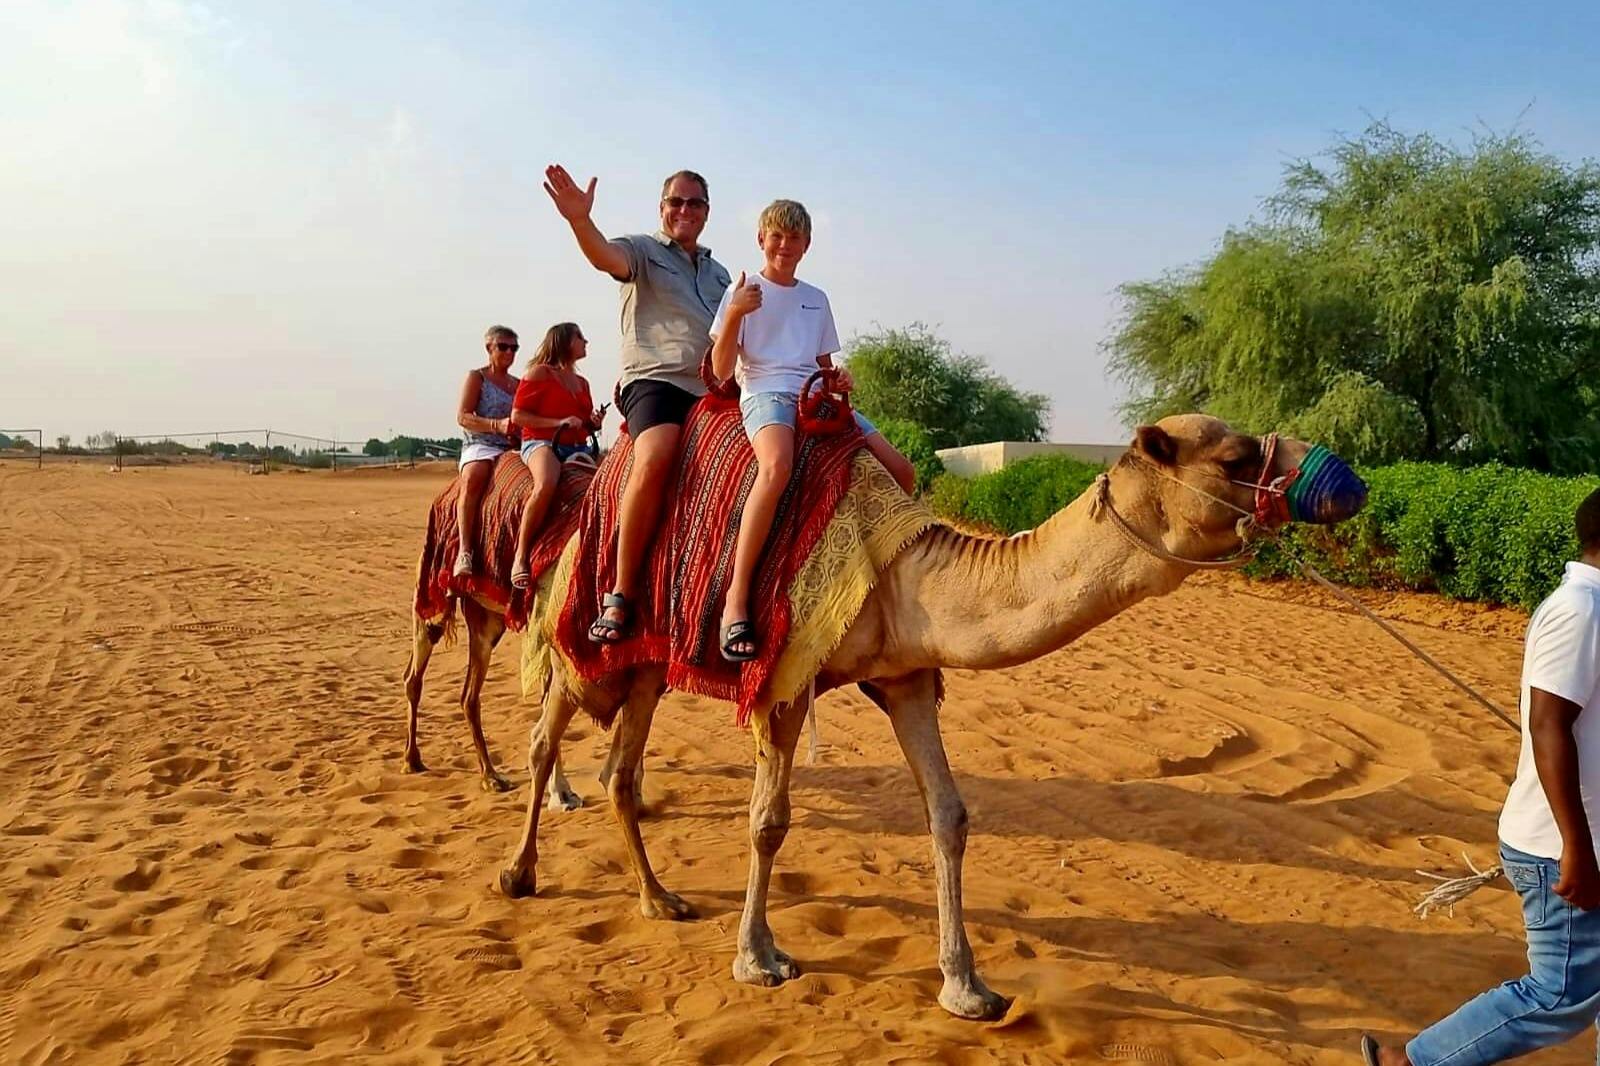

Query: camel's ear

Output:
[1134, 424, 1178, 466]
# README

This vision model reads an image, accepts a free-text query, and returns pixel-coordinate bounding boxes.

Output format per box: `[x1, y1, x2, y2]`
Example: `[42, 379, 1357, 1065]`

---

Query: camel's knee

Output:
[751, 808, 790, 857]
[607, 765, 639, 806]
[930, 800, 969, 854]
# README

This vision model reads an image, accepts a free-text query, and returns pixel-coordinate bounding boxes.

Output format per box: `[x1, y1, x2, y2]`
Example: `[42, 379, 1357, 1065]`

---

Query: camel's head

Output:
[1113, 414, 1366, 560]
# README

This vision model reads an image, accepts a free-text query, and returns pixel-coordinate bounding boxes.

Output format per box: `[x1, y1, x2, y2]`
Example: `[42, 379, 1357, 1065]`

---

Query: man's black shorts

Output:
[618, 379, 701, 436]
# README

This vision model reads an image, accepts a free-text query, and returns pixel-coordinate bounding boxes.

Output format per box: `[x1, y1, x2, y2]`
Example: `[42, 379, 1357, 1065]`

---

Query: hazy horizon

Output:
[4, 1, 1598, 448]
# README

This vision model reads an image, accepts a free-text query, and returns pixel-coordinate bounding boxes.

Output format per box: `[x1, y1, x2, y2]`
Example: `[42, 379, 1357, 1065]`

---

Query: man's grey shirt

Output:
[608, 232, 731, 396]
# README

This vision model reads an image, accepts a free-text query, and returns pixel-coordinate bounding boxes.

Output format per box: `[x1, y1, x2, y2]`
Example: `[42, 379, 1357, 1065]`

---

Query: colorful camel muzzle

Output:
[1252, 438, 1367, 528]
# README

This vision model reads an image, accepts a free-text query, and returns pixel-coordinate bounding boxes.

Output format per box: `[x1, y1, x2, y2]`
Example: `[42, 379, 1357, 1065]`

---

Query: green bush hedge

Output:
[932, 454, 1104, 534]
[929, 456, 1598, 611]
[1252, 462, 1598, 610]
[874, 417, 944, 493]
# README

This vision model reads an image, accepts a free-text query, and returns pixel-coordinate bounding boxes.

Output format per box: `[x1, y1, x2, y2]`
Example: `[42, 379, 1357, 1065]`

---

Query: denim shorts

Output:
[738, 391, 878, 439]
[519, 438, 595, 464]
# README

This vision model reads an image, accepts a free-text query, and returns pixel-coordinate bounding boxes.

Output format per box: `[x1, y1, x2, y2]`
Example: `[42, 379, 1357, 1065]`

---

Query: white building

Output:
[933, 441, 1125, 478]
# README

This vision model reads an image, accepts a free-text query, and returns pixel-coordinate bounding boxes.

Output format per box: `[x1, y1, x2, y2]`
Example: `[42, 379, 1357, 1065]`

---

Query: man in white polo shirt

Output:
[1364, 486, 1600, 1066]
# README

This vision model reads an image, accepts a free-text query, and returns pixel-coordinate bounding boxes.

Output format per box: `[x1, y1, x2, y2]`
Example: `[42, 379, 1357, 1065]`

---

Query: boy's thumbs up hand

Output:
[729, 272, 763, 317]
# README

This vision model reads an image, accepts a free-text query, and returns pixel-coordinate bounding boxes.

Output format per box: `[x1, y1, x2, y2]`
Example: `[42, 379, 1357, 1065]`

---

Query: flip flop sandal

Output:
[510, 558, 532, 589]
[588, 591, 631, 644]
[1359, 1035, 1380, 1066]
[720, 620, 758, 663]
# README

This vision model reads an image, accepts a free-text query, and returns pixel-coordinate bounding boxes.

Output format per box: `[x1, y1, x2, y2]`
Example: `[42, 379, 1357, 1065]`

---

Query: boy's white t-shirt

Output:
[1498, 561, 1600, 860]
[709, 272, 841, 396]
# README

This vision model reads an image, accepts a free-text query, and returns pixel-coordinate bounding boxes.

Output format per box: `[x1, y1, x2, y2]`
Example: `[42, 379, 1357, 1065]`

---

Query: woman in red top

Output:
[509, 322, 604, 589]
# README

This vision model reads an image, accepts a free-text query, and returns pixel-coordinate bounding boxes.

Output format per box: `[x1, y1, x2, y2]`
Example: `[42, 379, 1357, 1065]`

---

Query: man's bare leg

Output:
[591, 422, 681, 640]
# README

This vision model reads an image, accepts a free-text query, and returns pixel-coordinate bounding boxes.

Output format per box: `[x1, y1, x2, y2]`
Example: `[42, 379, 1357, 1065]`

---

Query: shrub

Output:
[1251, 462, 1599, 610]
[932, 454, 1104, 534]
[874, 417, 944, 493]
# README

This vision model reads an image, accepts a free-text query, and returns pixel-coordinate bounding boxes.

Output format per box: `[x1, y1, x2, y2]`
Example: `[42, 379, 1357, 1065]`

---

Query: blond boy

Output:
[709, 199, 915, 661]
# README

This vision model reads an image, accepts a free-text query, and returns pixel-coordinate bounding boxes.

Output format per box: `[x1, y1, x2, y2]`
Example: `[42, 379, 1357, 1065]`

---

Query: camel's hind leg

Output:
[402, 612, 446, 773]
[458, 598, 513, 792]
[546, 751, 583, 812]
[876, 670, 1010, 1021]
[497, 663, 584, 899]
[731, 693, 809, 987]
[607, 670, 690, 920]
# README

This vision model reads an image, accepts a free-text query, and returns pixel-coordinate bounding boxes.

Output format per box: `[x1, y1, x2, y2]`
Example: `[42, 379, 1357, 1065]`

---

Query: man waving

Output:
[543, 164, 731, 644]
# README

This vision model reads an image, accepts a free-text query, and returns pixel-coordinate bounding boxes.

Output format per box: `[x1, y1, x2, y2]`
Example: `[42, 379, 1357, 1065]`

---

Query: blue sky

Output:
[4, 0, 1597, 446]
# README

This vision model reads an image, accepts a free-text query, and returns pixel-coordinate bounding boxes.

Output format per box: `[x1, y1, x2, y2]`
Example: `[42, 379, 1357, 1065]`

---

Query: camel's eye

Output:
[1215, 437, 1263, 480]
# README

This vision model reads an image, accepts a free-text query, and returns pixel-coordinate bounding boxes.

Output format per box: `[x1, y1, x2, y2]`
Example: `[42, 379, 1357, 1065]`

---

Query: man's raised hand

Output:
[543, 164, 596, 222]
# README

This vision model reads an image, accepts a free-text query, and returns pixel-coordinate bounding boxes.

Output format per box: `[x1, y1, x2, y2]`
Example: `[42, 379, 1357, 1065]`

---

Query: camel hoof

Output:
[732, 948, 799, 986]
[497, 866, 536, 899]
[402, 751, 426, 773]
[547, 788, 583, 812]
[938, 981, 1011, 1021]
[639, 890, 695, 921]
[481, 772, 515, 793]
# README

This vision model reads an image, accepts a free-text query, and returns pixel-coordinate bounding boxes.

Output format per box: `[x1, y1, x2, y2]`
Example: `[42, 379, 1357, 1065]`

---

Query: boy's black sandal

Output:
[720, 620, 758, 663]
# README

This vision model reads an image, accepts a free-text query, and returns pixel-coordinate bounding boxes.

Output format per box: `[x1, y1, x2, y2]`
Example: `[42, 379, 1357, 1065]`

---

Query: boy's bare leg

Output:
[593, 423, 680, 637]
[511, 447, 562, 585]
[453, 459, 493, 576]
[722, 425, 794, 656]
[864, 433, 917, 494]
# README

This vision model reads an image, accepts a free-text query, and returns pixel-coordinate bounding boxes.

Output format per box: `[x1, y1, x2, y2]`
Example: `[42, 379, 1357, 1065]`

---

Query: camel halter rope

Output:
[1093, 435, 1520, 915]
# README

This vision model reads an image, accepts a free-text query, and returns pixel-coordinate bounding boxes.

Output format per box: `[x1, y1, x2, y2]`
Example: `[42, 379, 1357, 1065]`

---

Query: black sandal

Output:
[588, 591, 630, 644]
[720, 620, 758, 662]
[1358, 1035, 1380, 1066]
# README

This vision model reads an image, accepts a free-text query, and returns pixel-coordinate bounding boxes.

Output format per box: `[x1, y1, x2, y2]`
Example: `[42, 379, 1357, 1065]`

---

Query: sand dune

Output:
[1, 461, 1579, 1064]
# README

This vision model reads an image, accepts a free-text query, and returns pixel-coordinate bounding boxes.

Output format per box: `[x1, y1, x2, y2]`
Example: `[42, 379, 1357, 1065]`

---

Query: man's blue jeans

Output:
[1409, 842, 1600, 1065]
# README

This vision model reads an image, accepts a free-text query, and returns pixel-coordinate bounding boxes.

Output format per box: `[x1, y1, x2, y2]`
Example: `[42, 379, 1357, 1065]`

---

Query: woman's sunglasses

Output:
[492, 342, 519, 352]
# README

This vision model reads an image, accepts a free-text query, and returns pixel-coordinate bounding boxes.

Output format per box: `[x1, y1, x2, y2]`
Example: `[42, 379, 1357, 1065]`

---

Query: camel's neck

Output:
[880, 471, 1194, 671]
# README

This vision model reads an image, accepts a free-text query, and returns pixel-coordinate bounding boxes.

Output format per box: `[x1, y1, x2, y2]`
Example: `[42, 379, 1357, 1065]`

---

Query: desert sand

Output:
[0, 460, 1580, 1065]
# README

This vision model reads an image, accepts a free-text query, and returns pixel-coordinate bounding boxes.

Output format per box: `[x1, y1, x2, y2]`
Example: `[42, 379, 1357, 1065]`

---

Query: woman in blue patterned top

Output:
[452, 325, 521, 579]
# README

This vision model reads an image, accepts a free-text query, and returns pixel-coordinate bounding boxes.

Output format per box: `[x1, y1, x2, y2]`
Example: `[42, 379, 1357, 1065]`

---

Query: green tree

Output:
[1108, 123, 1600, 471]
[363, 438, 390, 457]
[845, 325, 1050, 449]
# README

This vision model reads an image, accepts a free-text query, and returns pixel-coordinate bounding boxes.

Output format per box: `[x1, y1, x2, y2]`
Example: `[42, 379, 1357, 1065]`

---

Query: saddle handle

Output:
[699, 345, 741, 402]
[798, 367, 856, 436]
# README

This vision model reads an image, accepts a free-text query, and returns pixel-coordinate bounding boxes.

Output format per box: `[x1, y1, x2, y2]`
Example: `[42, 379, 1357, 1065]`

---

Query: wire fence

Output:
[2, 428, 460, 472]
[0, 429, 43, 469]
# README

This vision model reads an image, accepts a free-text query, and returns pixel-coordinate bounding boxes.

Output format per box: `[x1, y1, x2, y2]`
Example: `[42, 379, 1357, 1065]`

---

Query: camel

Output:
[495, 414, 1366, 1020]
[400, 595, 587, 809]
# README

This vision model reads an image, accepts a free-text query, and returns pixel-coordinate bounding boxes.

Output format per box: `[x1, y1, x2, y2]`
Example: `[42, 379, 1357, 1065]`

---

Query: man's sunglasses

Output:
[492, 342, 519, 352]
[662, 196, 708, 210]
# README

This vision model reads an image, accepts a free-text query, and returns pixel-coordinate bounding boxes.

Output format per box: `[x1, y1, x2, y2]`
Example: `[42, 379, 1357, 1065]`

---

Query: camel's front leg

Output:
[497, 676, 579, 899]
[459, 600, 512, 792]
[733, 695, 808, 987]
[882, 671, 1010, 1021]
[608, 671, 690, 919]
